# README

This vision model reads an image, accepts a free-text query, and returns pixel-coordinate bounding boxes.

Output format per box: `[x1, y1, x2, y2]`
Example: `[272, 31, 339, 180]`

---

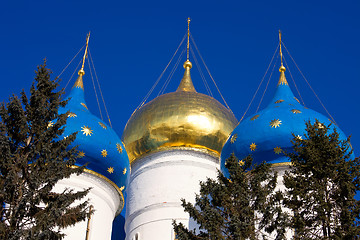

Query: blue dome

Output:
[221, 69, 351, 173]
[58, 73, 130, 191]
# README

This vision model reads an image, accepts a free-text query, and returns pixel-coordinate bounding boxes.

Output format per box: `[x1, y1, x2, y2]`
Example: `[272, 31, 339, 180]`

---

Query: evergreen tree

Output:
[283, 120, 360, 239]
[173, 154, 288, 240]
[0, 62, 90, 240]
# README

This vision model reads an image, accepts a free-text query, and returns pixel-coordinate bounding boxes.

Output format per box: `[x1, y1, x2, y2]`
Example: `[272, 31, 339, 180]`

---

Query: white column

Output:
[125, 149, 219, 240]
[269, 164, 294, 239]
[53, 171, 124, 240]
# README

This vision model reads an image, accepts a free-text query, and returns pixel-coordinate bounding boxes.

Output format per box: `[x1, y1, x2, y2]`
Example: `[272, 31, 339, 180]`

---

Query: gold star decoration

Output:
[250, 143, 257, 151]
[81, 126, 93, 136]
[270, 119, 282, 128]
[107, 167, 114, 174]
[251, 114, 260, 121]
[317, 123, 325, 129]
[296, 135, 303, 140]
[101, 149, 108, 157]
[294, 97, 300, 103]
[116, 143, 123, 153]
[230, 134, 237, 144]
[80, 102, 88, 110]
[47, 121, 54, 129]
[119, 186, 125, 191]
[291, 109, 302, 114]
[274, 146, 282, 154]
[275, 99, 284, 104]
[68, 112, 77, 118]
[78, 151, 85, 158]
[239, 160, 245, 166]
[123, 168, 127, 175]
[98, 122, 107, 129]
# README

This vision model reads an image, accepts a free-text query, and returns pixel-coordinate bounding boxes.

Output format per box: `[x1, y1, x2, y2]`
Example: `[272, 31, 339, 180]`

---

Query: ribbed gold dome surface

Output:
[122, 61, 238, 164]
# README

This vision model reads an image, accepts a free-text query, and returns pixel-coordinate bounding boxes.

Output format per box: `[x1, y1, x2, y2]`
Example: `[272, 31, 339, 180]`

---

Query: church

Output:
[54, 21, 350, 240]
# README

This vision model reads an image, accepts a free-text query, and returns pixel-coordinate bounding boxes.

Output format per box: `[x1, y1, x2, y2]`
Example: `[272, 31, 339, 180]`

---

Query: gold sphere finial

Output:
[183, 60, 192, 69]
[78, 69, 85, 76]
[279, 65, 286, 72]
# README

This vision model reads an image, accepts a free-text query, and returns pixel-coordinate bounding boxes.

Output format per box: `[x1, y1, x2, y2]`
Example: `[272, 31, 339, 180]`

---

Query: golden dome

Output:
[122, 61, 238, 164]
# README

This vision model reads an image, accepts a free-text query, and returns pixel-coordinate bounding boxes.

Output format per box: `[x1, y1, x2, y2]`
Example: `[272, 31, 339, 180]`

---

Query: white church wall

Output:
[53, 172, 123, 240]
[125, 149, 219, 240]
[270, 164, 294, 239]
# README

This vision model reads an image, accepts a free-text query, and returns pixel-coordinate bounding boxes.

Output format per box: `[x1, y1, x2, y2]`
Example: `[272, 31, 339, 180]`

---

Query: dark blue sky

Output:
[1, 0, 359, 153]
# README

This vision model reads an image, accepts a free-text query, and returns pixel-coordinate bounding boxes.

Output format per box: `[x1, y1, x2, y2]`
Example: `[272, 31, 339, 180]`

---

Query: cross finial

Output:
[79, 32, 91, 76]
[279, 30, 286, 72]
[187, 17, 191, 60]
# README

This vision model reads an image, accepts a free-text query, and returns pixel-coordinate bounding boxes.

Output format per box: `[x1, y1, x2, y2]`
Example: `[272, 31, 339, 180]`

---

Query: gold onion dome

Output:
[122, 61, 238, 163]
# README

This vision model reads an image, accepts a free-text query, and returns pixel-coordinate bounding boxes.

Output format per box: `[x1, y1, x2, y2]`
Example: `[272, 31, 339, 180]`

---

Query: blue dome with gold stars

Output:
[221, 66, 350, 172]
[58, 70, 130, 192]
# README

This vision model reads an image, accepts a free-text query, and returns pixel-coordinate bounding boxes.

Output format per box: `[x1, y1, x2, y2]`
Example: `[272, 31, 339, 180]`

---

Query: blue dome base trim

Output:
[82, 168, 125, 215]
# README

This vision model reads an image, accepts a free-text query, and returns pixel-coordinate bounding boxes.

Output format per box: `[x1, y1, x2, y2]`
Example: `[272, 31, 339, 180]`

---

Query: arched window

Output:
[133, 233, 139, 240]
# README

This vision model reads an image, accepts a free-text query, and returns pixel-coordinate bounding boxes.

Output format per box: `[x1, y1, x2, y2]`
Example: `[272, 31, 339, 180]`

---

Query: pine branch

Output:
[0, 61, 89, 239]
